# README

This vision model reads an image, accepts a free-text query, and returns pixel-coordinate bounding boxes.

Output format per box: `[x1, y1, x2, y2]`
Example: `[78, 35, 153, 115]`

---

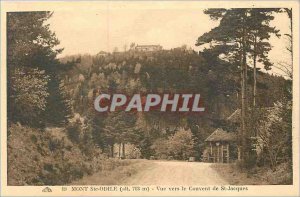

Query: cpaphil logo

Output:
[94, 93, 205, 113]
[42, 187, 52, 192]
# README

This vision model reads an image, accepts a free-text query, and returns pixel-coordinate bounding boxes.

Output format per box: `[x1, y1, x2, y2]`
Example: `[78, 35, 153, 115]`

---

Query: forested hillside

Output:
[58, 47, 289, 160]
[7, 9, 292, 185]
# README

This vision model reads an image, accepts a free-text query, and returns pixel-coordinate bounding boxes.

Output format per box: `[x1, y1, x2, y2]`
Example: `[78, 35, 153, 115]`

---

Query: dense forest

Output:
[59, 46, 288, 159]
[7, 9, 293, 185]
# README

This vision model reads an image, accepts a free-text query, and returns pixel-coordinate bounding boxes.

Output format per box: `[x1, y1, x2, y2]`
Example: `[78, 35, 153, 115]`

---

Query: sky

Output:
[48, 8, 291, 76]
[48, 9, 218, 54]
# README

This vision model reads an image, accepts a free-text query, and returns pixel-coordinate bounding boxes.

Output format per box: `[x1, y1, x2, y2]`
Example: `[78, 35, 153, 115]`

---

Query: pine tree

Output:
[197, 9, 249, 160]
[7, 12, 72, 127]
[197, 8, 278, 161]
[247, 9, 280, 107]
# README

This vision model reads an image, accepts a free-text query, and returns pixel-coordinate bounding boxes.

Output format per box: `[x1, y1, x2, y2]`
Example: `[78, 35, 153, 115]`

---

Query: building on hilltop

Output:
[134, 44, 163, 52]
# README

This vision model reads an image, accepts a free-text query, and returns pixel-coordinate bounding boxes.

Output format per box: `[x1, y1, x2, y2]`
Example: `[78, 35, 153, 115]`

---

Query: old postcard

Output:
[0, 1, 299, 196]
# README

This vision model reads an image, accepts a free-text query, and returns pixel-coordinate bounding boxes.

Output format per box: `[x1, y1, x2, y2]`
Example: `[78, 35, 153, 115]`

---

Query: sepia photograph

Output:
[1, 1, 299, 196]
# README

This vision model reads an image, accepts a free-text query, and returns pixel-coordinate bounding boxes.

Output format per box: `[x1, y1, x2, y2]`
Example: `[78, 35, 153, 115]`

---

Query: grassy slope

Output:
[211, 163, 293, 185]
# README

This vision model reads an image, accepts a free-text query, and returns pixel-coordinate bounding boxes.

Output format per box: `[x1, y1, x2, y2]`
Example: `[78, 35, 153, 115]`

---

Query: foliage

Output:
[7, 11, 72, 127]
[8, 124, 94, 185]
[197, 8, 288, 164]
[257, 101, 292, 169]
[9, 67, 49, 126]
[167, 128, 195, 160]
[7, 12, 62, 69]
[151, 128, 195, 160]
[151, 138, 170, 159]
[6, 10, 293, 186]
[62, 47, 289, 159]
[66, 119, 82, 143]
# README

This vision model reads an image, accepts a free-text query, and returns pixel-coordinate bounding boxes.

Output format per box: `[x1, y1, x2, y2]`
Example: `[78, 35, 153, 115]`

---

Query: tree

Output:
[102, 111, 137, 158]
[197, 8, 278, 162]
[257, 101, 292, 169]
[197, 9, 250, 161]
[7, 12, 62, 69]
[8, 67, 49, 126]
[130, 42, 136, 50]
[151, 138, 170, 159]
[284, 8, 293, 76]
[247, 9, 280, 106]
[167, 128, 195, 160]
[43, 75, 72, 126]
[273, 9, 292, 80]
[7, 12, 72, 127]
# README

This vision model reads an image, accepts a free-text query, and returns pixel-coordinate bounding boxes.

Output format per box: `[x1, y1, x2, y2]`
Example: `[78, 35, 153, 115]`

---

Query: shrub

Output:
[7, 123, 104, 185]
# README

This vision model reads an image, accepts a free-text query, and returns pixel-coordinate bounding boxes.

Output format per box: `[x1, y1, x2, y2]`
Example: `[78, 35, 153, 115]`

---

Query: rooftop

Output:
[205, 128, 236, 142]
[226, 109, 240, 123]
[136, 44, 162, 47]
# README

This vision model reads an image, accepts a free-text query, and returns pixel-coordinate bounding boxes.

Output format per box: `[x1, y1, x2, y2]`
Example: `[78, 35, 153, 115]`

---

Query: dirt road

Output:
[122, 160, 228, 185]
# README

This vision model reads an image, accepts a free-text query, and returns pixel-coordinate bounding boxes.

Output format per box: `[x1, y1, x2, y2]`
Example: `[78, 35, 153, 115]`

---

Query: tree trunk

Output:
[239, 48, 244, 161]
[253, 34, 257, 107]
[122, 143, 126, 159]
[240, 12, 248, 161]
[111, 144, 114, 158]
[119, 143, 121, 158]
[289, 9, 293, 75]
[286, 8, 293, 68]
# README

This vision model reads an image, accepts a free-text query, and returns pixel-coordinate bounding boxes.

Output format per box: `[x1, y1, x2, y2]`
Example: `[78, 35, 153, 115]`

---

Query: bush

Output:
[8, 67, 49, 127]
[7, 123, 104, 185]
[151, 128, 195, 160]
[168, 128, 195, 160]
[66, 120, 82, 143]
